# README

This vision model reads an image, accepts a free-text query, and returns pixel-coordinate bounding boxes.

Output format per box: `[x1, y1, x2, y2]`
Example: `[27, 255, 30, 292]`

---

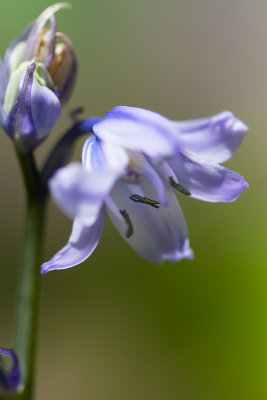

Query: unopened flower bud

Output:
[49, 33, 77, 104]
[4, 3, 77, 105]
[0, 4, 77, 152]
[23, 3, 77, 104]
[3, 59, 61, 153]
[0, 348, 21, 395]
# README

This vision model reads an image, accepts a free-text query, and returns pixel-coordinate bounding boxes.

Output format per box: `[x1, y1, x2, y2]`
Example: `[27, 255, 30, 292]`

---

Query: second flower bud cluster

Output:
[0, 3, 77, 153]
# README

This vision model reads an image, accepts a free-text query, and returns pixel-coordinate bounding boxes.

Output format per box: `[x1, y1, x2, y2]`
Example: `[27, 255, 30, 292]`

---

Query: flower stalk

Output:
[6, 117, 93, 399]
[10, 152, 46, 400]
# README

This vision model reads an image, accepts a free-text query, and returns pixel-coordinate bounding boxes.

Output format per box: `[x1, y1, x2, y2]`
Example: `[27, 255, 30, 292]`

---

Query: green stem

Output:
[11, 152, 46, 400]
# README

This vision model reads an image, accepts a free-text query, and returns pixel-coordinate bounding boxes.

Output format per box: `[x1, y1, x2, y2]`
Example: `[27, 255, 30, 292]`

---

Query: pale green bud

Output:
[8, 41, 27, 77]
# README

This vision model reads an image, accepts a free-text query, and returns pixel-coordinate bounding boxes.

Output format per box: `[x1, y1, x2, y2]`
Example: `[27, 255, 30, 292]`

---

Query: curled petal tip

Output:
[56, 2, 72, 9]
[215, 111, 248, 134]
[33, 3, 71, 37]
[181, 240, 194, 261]
[184, 249, 194, 261]
[230, 179, 249, 202]
[232, 119, 248, 134]
[41, 264, 49, 274]
[36, 3, 72, 24]
[218, 176, 248, 203]
[37, 3, 72, 22]
[164, 247, 194, 263]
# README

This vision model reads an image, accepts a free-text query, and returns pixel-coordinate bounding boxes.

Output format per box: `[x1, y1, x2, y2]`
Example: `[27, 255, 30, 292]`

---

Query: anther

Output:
[130, 194, 160, 208]
[169, 176, 191, 196]
[119, 209, 134, 238]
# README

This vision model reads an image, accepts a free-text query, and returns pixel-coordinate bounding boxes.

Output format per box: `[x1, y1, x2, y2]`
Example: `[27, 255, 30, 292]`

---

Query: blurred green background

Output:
[0, 0, 266, 399]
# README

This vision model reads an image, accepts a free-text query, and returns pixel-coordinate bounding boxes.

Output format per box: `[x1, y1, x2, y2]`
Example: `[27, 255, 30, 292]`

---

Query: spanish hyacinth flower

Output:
[0, 3, 77, 153]
[0, 348, 21, 395]
[41, 107, 248, 273]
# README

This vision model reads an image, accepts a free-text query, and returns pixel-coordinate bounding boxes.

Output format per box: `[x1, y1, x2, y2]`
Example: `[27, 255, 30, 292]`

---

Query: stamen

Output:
[169, 176, 191, 196]
[130, 194, 160, 208]
[119, 209, 134, 238]
[69, 106, 84, 123]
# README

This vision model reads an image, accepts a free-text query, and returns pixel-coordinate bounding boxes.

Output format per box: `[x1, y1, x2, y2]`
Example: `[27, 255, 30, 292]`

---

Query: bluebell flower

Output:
[41, 106, 248, 273]
[0, 348, 21, 395]
[0, 3, 77, 153]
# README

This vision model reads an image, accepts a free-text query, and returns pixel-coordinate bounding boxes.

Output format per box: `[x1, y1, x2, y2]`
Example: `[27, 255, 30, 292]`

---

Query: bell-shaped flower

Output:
[0, 3, 77, 152]
[41, 107, 248, 273]
[0, 348, 21, 395]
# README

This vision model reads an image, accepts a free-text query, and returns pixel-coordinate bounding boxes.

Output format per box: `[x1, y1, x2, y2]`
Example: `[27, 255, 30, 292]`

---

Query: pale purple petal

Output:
[41, 208, 105, 274]
[107, 178, 193, 263]
[5, 63, 36, 147]
[173, 111, 248, 163]
[49, 162, 120, 225]
[93, 106, 179, 159]
[161, 153, 248, 202]
[82, 135, 129, 174]
[31, 79, 61, 140]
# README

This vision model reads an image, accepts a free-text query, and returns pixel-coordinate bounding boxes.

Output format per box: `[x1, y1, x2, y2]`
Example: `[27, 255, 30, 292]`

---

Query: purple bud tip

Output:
[0, 348, 21, 393]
